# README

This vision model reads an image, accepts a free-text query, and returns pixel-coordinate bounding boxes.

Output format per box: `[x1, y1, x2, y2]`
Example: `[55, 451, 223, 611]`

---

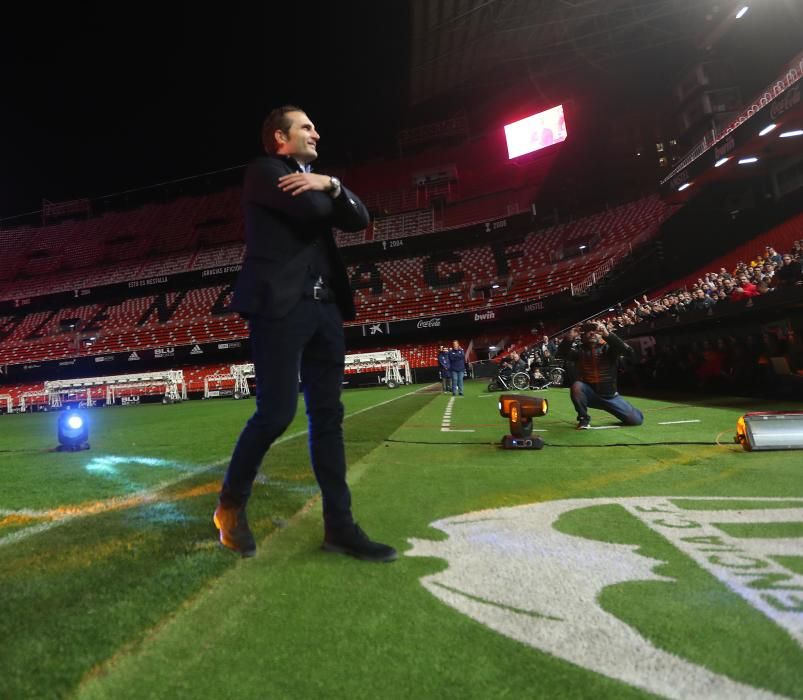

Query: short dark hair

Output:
[261, 104, 305, 154]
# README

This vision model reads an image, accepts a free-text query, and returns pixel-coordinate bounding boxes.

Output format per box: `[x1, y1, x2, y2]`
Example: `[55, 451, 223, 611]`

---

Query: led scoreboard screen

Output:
[504, 104, 567, 159]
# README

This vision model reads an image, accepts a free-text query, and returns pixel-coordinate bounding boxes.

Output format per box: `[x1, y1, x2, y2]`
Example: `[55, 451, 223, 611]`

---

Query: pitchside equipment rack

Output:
[344, 350, 411, 388]
[203, 364, 255, 399]
[44, 370, 187, 407]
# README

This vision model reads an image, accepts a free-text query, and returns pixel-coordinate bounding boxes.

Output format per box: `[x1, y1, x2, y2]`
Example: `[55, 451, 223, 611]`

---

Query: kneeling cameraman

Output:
[557, 322, 643, 429]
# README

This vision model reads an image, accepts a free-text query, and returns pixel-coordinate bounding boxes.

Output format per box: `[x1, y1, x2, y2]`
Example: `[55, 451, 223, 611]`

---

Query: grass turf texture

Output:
[0, 387, 431, 699]
[1, 381, 801, 698]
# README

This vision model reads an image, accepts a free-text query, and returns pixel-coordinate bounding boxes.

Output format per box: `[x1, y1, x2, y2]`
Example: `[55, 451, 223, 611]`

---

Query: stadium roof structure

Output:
[661, 52, 803, 203]
[410, 0, 729, 106]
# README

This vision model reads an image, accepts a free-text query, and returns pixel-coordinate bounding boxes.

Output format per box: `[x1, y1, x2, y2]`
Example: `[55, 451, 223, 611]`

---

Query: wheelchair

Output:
[487, 364, 566, 392]
[487, 370, 531, 392]
[529, 365, 566, 389]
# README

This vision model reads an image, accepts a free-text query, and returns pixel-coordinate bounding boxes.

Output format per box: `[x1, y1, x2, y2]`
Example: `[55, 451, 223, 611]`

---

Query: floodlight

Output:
[57, 410, 90, 451]
[734, 412, 803, 451]
[498, 394, 548, 450]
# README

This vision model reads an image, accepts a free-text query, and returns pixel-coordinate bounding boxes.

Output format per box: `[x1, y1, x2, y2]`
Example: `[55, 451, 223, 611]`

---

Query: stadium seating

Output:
[352, 195, 668, 322]
[0, 382, 48, 410]
[192, 244, 244, 270]
[373, 209, 435, 240]
[0, 192, 671, 367]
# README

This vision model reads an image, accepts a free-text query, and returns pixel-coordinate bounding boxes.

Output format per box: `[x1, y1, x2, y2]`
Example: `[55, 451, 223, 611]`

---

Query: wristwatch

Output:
[329, 176, 342, 198]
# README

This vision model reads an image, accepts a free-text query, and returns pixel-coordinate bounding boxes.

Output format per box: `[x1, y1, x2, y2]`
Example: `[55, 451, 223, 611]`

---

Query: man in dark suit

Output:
[214, 105, 396, 562]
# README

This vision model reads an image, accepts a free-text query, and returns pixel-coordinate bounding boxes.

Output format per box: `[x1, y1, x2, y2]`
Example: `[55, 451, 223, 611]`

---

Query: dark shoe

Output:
[322, 523, 397, 562]
[577, 417, 591, 430]
[213, 503, 256, 557]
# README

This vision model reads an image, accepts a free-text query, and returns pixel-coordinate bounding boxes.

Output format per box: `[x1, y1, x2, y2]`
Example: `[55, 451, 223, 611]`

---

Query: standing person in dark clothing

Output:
[437, 345, 451, 393]
[448, 340, 467, 396]
[776, 254, 803, 287]
[214, 105, 396, 562]
[533, 335, 557, 366]
[557, 322, 644, 429]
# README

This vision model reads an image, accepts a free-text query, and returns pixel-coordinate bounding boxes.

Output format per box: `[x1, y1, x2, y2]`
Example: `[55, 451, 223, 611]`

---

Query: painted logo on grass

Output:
[407, 497, 803, 699]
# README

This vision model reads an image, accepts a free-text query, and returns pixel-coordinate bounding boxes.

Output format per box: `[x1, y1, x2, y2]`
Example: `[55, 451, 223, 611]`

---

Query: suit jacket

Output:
[229, 155, 369, 320]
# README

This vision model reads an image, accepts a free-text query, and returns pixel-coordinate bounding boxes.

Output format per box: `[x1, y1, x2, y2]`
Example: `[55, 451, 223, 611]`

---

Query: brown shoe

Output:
[213, 503, 256, 557]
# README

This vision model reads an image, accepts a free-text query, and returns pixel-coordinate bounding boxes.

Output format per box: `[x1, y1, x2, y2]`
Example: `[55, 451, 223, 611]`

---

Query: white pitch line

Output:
[587, 425, 622, 430]
[0, 386, 429, 549]
[440, 396, 475, 433]
[658, 419, 702, 425]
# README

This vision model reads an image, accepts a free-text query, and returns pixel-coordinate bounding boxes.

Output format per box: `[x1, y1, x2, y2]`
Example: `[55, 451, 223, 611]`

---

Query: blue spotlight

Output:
[57, 410, 90, 451]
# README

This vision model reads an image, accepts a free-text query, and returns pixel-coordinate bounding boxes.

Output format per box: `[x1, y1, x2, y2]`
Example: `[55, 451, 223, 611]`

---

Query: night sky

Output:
[0, 2, 409, 219]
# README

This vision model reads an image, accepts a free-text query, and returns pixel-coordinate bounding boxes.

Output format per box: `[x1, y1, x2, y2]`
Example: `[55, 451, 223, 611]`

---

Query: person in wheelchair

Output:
[488, 351, 530, 391]
[500, 351, 527, 380]
[521, 343, 565, 389]
[529, 364, 551, 389]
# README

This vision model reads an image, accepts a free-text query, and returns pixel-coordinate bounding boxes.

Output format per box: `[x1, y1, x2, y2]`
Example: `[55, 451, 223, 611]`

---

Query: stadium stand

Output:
[0, 187, 242, 300]
[373, 209, 435, 240]
[0, 191, 672, 372]
[191, 243, 244, 269]
[353, 195, 668, 322]
[587, 212, 803, 333]
[361, 188, 421, 215]
[654, 210, 803, 296]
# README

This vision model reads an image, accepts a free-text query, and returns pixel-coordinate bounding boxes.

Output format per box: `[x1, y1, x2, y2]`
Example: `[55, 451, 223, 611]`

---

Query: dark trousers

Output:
[570, 381, 644, 426]
[221, 299, 353, 529]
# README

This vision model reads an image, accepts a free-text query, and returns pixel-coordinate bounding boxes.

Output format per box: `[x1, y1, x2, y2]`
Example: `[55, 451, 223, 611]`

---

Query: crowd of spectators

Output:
[623, 329, 803, 398]
[591, 241, 803, 332]
[530, 240, 803, 399]
[483, 239, 803, 399]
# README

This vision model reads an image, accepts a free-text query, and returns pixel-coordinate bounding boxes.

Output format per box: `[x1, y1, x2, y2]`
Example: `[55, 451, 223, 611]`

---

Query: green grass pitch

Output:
[1, 382, 801, 699]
